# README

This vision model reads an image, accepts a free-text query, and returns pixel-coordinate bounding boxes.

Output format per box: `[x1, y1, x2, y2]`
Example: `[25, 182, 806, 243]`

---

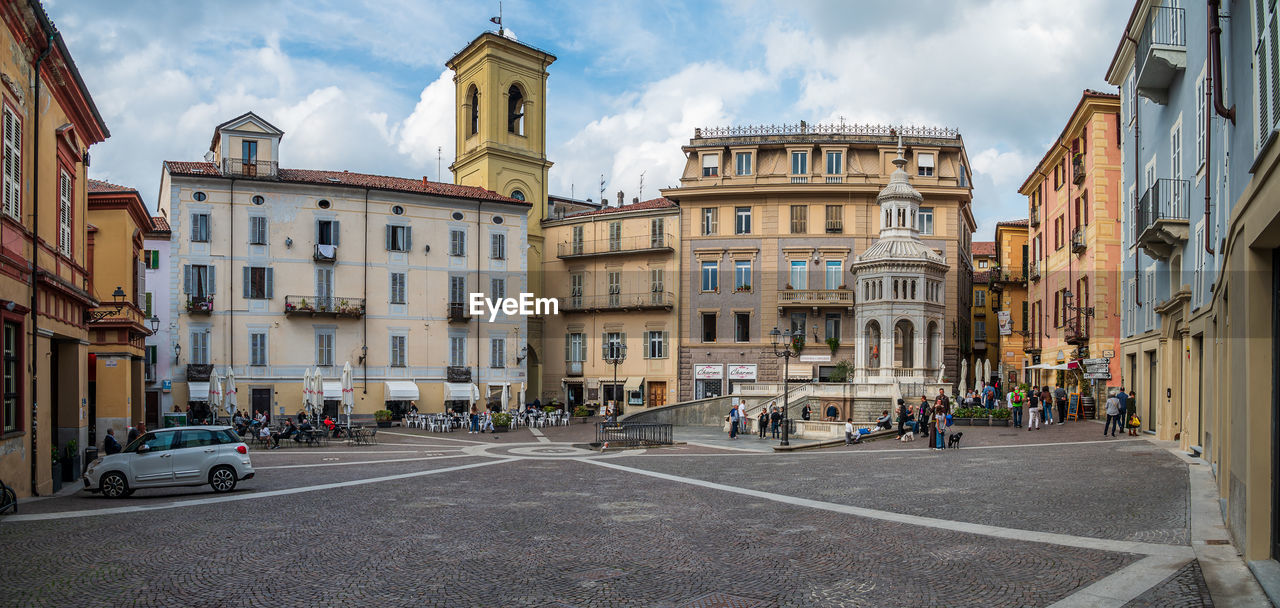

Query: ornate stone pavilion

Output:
[850, 143, 950, 396]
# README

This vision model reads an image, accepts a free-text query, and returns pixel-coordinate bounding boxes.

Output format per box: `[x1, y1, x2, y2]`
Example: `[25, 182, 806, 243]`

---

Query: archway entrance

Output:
[894, 319, 914, 368]
[864, 320, 881, 369]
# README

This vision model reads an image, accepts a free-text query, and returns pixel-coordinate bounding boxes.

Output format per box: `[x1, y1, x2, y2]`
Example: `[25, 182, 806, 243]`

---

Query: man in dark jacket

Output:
[769, 407, 782, 439]
[103, 428, 122, 455]
[1053, 385, 1068, 424]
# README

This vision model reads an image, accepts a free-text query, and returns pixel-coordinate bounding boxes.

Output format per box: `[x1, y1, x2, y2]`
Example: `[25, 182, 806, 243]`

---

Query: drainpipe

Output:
[476, 200, 482, 409]
[362, 188, 368, 394]
[1206, 0, 1235, 255]
[228, 179, 234, 388]
[1134, 83, 1142, 308]
[29, 33, 53, 496]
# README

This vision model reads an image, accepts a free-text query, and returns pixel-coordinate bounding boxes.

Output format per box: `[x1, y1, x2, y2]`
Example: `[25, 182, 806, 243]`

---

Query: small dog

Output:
[899, 431, 915, 442]
[947, 432, 964, 449]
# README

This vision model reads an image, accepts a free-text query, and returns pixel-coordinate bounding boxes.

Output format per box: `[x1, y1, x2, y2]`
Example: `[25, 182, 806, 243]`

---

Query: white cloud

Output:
[397, 70, 457, 181]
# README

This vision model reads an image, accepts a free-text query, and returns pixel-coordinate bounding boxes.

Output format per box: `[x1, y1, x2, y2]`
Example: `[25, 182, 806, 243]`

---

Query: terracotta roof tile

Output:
[973, 271, 990, 283]
[997, 218, 1030, 227]
[163, 162, 527, 205]
[971, 241, 996, 256]
[88, 178, 135, 193]
[150, 216, 171, 232]
[564, 197, 678, 218]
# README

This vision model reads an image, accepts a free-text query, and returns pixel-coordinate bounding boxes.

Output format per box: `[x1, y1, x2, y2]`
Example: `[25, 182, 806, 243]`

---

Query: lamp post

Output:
[769, 327, 799, 447]
[148, 315, 160, 333]
[87, 286, 127, 322]
[603, 340, 627, 422]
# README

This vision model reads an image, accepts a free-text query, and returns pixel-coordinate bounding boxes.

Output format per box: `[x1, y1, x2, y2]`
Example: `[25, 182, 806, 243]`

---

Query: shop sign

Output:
[798, 354, 830, 363]
[727, 364, 757, 380]
[694, 364, 723, 379]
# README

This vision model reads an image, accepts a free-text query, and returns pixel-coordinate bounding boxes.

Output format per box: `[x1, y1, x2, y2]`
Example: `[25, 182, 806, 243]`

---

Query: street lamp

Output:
[603, 340, 627, 421]
[769, 326, 800, 447]
[148, 315, 160, 333]
[87, 286, 127, 322]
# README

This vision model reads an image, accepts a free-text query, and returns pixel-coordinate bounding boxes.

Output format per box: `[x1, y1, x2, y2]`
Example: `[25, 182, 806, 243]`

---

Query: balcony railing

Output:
[1030, 207, 1040, 227]
[557, 233, 674, 258]
[1135, 178, 1191, 260]
[1135, 5, 1186, 103]
[777, 289, 854, 308]
[186, 364, 212, 382]
[222, 158, 279, 178]
[284, 295, 365, 318]
[1064, 313, 1089, 345]
[824, 220, 843, 233]
[790, 176, 809, 184]
[824, 176, 844, 184]
[1028, 260, 1041, 281]
[560, 291, 673, 312]
[186, 295, 213, 314]
[1071, 226, 1087, 253]
[1072, 155, 1086, 185]
[566, 361, 584, 377]
[313, 244, 337, 263]
[447, 302, 470, 322]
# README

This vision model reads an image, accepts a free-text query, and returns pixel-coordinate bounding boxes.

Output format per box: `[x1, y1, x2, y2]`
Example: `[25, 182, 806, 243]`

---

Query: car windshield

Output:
[126, 430, 176, 453]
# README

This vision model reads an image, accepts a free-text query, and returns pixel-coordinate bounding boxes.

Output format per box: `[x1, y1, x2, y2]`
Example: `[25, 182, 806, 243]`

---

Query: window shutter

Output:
[183, 264, 191, 294]
[385, 225, 392, 250]
[662, 331, 669, 358]
[243, 266, 250, 296]
[601, 333, 606, 358]
[208, 267, 216, 294]
[145, 292, 152, 317]
[565, 334, 571, 361]
[333, 220, 340, 246]
[266, 268, 274, 299]
[406, 226, 412, 250]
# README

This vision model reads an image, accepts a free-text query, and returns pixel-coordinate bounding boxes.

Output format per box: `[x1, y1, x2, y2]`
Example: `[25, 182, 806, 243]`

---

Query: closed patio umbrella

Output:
[341, 361, 354, 427]
[224, 367, 238, 419]
[311, 367, 325, 422]
[209, 371, 223, 425]
[302, 368, 313, 418]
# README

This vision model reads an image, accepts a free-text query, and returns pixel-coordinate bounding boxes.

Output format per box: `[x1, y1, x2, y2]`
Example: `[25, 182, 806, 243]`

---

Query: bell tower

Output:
[446, 31, 556, 402]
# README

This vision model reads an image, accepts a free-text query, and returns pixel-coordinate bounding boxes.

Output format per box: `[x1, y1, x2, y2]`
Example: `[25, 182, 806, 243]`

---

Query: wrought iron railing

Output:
[596, 422, 673, 448]
[446, 366, 471, 382]
[1135, 178, 1190, 241]
[284, 295, 364, 317]
[696, 123, 959, 139]
[222, 158, 279, 178]
[1137, 5, 1186, 66]
[1028, 260, 1041, 281]
[1065, 312, 1089, 344]
[825, 220, 843, 233]
[560, 291, 674, 312]
[1071, 226, 1087, 253]
[1030, 207, 1040, 226]
[447, 302, 470, 322]
[557, 233, 673, 258]
[313, 244, 337, 263]
[186, 295, 213, 314]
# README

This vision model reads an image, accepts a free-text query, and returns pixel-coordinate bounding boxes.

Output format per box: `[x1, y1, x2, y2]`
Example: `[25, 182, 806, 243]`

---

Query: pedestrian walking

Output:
[919, 396, 931, 442]
[1027, 389, 1041, 430]
[1040, 386, 1054, 425]
[1104, 390, 1122, 437]
[1127, 390, 1140, 436]
[1008, 387, 1023, 428]
[728, 405, 740, 439]
[758, 407, 768, 438]
[770, 406, 781, 439]
[983, 383, 996, 410]
[933, 405, 947, 450]
[469, 405, 480, 434]
[1054, 384, 1068, 424]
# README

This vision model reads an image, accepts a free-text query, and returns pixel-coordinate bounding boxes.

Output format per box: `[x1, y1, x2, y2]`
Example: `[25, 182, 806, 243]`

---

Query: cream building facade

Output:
[160, 112, 531, 419]
[662, 124, 975, 403]
[541, 198, 680, 411]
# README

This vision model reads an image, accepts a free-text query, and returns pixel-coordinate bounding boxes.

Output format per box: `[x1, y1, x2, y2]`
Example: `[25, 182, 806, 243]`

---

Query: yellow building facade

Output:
[541, 198, 681, 411]
[0, 1, 109, 497]
[447, 32, 555, 403]
[991, 220, 1030, 384]
[86, 180, 152, 442]
[160, 112, 532, 420]
[970, 241, 995, 379]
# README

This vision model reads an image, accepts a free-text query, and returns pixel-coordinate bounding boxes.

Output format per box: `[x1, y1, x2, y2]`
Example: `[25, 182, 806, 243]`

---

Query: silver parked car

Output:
[83, 426, 255, 498]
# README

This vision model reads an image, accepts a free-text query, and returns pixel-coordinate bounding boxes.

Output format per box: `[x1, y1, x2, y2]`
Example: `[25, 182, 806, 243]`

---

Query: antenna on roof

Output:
[436, 146, 442, 183]
[490, 2, 503, 35]
[638, 171, 645, 201]
[599, 174, 606, 205]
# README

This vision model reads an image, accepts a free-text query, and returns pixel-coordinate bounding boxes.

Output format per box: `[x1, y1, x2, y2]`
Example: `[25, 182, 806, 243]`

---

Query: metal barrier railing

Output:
[596, 422, 673, 447]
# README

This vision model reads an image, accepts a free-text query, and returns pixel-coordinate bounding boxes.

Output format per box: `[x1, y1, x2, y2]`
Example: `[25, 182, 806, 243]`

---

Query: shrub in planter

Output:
[373, 409, 393, 427]
[492, 412, 512, 432]
[573, 406, 591, 418]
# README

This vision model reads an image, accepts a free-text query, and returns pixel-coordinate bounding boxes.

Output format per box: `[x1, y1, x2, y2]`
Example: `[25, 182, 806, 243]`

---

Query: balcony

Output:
[186, 364, 213, 382]
[993, 266, 1026, 285]
[222, 158, 279, 179]
[1135, 5, 1186, 104]
[824, 219, 843, 233]
[447, 302, 470, 323]
[446, 366, 472, 383]
[777, 289, 855, 312]
[561, 291, 674, 313]
[185, 295, 213, 315]
[1072, 155, 1086, 185]
[566, 361, 584, 377]
[1135, 178, 1191, 260]
[1071, 226, 1087, 254]
[556, 233, 674, 259]
[1028, 260, 1041, 281]
[313, 244, 337, 263]
[790, 176, 809, 184]
[1030, 207, 1040, 227]
[824, 176, 844, 184]
[284, 295, 365, 318]
[1064, 313, 1089, 345]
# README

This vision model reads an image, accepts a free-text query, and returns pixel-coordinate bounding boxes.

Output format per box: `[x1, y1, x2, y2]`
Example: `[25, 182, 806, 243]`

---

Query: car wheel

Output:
[100, 472, 129, 499]
[209, 466, 237, 493]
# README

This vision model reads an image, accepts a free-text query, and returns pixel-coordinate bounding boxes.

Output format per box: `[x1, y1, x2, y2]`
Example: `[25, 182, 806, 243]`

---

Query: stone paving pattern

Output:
[1123, 559, 1214, 608]
[0, 420, 1210, 606]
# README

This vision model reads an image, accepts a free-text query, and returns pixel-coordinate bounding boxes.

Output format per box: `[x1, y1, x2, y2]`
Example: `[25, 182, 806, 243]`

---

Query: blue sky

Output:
[51, 0, 1132, 241]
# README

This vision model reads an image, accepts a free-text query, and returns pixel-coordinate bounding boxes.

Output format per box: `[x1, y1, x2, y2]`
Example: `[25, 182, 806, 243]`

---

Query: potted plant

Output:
[298, 298, 313, 312]
[63, 439, 80, 482]
[373, 410, 393, 428]
[791, 335, 805, 353]
[826, 337, 840, 356]
[492, 412, 512, 432]
[735, 284, 751, 293]
[573, 405, 591, 422]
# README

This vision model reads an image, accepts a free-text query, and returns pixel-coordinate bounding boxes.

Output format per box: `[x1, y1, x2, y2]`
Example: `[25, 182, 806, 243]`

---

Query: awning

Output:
[444, 382, 480, 402]
[323, 382, 342, 400]
[561, 377, 584, 384]
[188, 381, 210, 402]
[384, 381, 420, 401]
[623, 377, 643, 392]
[787, 366, 814, 380]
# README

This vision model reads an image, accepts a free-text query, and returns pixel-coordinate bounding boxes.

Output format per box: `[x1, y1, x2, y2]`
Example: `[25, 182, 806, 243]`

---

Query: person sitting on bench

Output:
[875, 410, 892, 430]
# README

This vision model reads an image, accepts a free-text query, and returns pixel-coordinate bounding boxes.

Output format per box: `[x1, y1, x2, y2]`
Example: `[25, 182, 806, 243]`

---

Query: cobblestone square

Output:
[0, 425, 1218, 606]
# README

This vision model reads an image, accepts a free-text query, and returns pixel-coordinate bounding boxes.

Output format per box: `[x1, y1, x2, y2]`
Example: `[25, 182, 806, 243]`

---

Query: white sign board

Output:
[798, 354, 830, 363]
[1084, 372, 1112, 380]
[727, 364, 757, 380]
[997, 311, 1012, 335]
[693, 364, 723, 380]
[1082, 358, 1110, 366]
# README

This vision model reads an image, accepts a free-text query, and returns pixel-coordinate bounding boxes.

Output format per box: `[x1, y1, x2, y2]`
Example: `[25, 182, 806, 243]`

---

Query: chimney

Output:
[616, 191, 624, 207]
[422, 176, 430, 187]
[632, 197, 639, 204]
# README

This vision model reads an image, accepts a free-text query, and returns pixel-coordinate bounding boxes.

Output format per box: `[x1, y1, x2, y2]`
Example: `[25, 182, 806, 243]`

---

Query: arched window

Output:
[911, 280, 917, 300]
[507, 85, 525, 135]
[510, 190, 525, 201]
[468, 85, 480, 136]
[894, 319, 915, 368]
[865, 320, 882, 368]
[927, 321, 940, 369]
